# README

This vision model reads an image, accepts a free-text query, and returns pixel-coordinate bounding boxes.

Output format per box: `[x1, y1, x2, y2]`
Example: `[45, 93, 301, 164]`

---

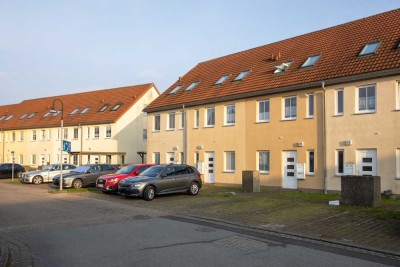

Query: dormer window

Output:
[98, 104, 110, 112]
[5, 115, 14, 121]
[169, 85, 182, 94]
[233, 70, 250, 81]
[19, 113, 28, 120]
[80, 107, 90, 114]
[70, 108, 80, 115]
[27, 112, 37, 119]
[185, 81, 200, 91]
[111, 103, 122, 111]
[215, 74, 230, 85]
[359, 41, 381, 56]
[274, 61, 293, 74]
[301, 55, 320, 68]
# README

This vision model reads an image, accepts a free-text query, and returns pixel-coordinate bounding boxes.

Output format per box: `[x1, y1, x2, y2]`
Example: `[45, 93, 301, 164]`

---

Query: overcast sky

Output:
[1, 1, 398, 105]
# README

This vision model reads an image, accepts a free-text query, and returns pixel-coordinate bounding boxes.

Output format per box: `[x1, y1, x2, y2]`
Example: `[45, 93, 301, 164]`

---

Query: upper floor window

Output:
[359, 41, 381, 56]
[111, 103, 122, 111]
[205, 107, 215, 127]
[80, 107, 90, 114]
[63, 128, 68, 140]
[301, 55, 320, 68]
[19, 113, 28, 120]
[225, 105, 235, 125]
[274, 61, 292, 74]
[0, 115, 6, 120]
[11, 132, 15, 142]
[43, 112, 51, 118]
[5, 115, 14, 121]
[106, 125, 111, 138]
[194, 109, 199, 128]
[98, 104, 110, 112]
[94, 126, 99, 138]
[19, 131, 24, 141]
[168, 113, 175, 130]
[32, 130, 37, 141]
[27, 112, 37, 119]
[307, 94, 314, 118]
[169, 85, 182, 94]
[70, 108, 80, 115]
[214, 74, 230, 85]
[257, 100, 270, 122]
[73, 128, 79, 139]
[358, 85, 376, 113]
[283, 96, 297, 119]
[336, 89, 344, 115]
[233, 70, 250, 81]
[154, 115, 160, 131]
[52, 110, 61, 117]
[185, 81, 200, 91]
[40, 130, 45, 141]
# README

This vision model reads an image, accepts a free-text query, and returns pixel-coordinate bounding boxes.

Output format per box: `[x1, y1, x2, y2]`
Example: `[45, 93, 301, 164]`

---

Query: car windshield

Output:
[42, 165, 54, 171]
[71, 165, 91, 173]
[139, 166, 164, 177]
[116, 165, 137, 174]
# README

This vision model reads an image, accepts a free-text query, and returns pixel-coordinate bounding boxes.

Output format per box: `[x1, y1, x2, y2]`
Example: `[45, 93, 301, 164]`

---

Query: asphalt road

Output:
[0, 181, 398, 267]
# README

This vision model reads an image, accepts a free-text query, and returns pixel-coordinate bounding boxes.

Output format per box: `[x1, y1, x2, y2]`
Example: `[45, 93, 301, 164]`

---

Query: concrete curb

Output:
[0, 245, 10, 267]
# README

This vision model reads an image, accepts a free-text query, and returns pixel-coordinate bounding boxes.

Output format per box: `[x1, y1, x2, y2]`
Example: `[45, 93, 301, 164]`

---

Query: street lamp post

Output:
[50, 99, 64, 191]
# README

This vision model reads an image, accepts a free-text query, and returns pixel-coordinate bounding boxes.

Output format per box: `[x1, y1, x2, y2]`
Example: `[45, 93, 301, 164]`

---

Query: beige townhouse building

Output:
[144, 9, 400, 194]
[0, 83, 159, 168]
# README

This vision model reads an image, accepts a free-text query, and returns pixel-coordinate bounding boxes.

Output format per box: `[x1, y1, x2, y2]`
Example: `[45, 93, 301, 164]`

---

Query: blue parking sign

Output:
[63, 140, 71, 153]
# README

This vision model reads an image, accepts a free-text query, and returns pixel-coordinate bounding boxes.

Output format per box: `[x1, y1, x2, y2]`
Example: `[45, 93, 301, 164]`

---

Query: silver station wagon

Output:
[21, 164, 76, 185]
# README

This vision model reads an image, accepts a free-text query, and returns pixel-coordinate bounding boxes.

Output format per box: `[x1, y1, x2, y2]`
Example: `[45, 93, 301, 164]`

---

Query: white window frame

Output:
[31, 154, 37, 165]
[224, 105, 235, 126]
[179, 112, 185, 129]
[257, 151, 270, 174]
[32, 130, 37, 141]
[357, 84, 376, 113]
[194, 109, 199, 128]
[205, 107, 215, 127]
[11, 132, 15, 142]
[224, 151, 235, 172]
[105, 125, 111, 138]
[153, 152, 160, 165]
[19, 131, 24, 142]
[154, 114, 160, 132]
[257, 100, 270, 123]
[283, 96, 297, 120]
[40, 130, 45, 141]
[63, 128, 68, 140]
[73, 128, 79, 139]
[167, 113, 175, 130]
[19, 154, 23, 164]
[336, 150, 345, 176]
[335, 89, 344, 115]
[47, 129, 51, 140]
[396, 82, 400, 110]
[307, 94, 314, 118]
[307, 150, 315, 175]
[94, 126, 99, 139]
[86, 127, 90, 140]
[397, 149, 400, 179]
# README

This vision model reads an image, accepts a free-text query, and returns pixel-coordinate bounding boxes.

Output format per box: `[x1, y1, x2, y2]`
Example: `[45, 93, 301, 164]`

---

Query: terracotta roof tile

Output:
[145, 9, 400, 112]
[0, 83, 157, 130]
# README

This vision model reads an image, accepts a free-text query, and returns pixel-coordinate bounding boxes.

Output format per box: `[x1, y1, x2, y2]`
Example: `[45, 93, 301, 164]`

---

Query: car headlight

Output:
[130, 183, 142, 189]
[108, 178, 118, 183]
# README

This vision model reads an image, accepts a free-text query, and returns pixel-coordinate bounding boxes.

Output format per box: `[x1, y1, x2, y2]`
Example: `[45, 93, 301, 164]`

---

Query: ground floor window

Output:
[153, 152, 160, 165]
[73, 155, 78, 165]
[397, 149, 400, 178]
[180, 152, 184, 164]
[31, 154, 36, 165]
[336, 150, 344, 175]
[258, 151, 270, 173]
[225, 151, 235, 172]
[308, 150, 315, 175]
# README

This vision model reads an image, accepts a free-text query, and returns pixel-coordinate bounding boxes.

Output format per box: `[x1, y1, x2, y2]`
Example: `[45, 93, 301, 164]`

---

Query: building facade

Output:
[145, 9, 400, 194]
[0, 83, 159, 167]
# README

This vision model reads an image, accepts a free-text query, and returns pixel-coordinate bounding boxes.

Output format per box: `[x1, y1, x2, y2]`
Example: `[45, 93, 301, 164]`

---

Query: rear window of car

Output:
[101, 165, 116, 171]
[187, 167, 195, 174]
[175, 166, 188, 175]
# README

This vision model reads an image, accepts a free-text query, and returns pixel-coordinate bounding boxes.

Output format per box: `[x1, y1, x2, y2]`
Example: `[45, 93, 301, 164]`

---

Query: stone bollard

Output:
[242, 170, 260, 192]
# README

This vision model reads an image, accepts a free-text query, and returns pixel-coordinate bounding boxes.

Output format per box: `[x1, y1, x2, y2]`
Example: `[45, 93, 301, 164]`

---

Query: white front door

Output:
[166, 152, 175, 164]
[357, 149, 377, 176]
[283, 151, 297, 189]
[205, 152, 215, 184]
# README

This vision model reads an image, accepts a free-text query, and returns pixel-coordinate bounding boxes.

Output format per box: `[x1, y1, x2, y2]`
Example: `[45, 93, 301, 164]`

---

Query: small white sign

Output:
[296, 163, 305, 179]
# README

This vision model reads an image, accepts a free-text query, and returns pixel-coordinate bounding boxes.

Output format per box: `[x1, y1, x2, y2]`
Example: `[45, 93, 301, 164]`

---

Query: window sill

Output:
[193, 127, 199, 129]
[166, 129, 175, 131]
[104, 137, 111, 139]
[260, 171, 270, 175]
[223, 171, 235, 173]
[256, 120, 270, 124]
[307, 173, 315, 176]
[223, 124, 235, 127]
[333, 114, 344, 117]
[281, 118, 297, 122]
[353, 111, 376, 115]
[305, 117, 314, 120]
[204, 126, 215, 128]
[152, 130, 160, 133]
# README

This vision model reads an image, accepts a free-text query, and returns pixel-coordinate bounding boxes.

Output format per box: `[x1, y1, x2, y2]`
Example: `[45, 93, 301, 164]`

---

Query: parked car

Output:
[21, 164, 77, 184]
[118, 164, 202, 201]
[53, 164, 119, 189]
[96, 163, 153, 193]
[0, 163, 26, 178]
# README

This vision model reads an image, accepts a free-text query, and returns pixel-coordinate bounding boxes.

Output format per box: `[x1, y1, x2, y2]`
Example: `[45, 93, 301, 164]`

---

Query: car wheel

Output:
[16, 171, 22, 178]
[143, 186, 155, 201]
[188, 182, 199, 195]
[72, 179, 83, 189]
[32, 176, 43, 185]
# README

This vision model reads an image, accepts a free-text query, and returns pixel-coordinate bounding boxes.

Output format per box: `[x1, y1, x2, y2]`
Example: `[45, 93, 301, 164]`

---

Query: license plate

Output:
[97, 184, 104, 188]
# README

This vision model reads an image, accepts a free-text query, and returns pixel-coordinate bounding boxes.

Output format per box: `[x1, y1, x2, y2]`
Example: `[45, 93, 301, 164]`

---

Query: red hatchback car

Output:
[96, 164, 153, 193]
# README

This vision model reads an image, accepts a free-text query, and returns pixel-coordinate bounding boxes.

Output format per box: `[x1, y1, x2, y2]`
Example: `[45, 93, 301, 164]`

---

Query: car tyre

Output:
[72, 179, 83, 189]
[32, 176, 43, 185]
[143, 186, 155, 201]
[16, 171, 22, 178]
[188, 182, 199, 196]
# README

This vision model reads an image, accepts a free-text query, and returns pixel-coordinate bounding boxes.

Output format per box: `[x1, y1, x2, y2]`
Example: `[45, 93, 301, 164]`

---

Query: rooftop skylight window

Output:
[27, 112, 37, 119]
[214, 74, 231, 85]
[69, 108, 80, 115]
[52, 110, 61, 117]
[233, 70, 250, 81]
[80, 107, 90, 114]
[5, 115, 14, 121]
[169, 85, 183, 94]
[0, 115, 6, 120]
[359, 41, 381, 56]
[98, 104, 110, 112]
[185, 81, 200, 91]
[43, 112, 51, 118]
[19, 113, 28, 120]
[111, 103, 122, 111]
[274, 61, 293, 74]
[301, 55, 320, 68]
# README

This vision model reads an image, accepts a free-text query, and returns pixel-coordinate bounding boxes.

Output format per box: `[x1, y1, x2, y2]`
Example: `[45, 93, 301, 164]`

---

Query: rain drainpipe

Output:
[322, 82, 328, 194]
[183, 104, 187, 164]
